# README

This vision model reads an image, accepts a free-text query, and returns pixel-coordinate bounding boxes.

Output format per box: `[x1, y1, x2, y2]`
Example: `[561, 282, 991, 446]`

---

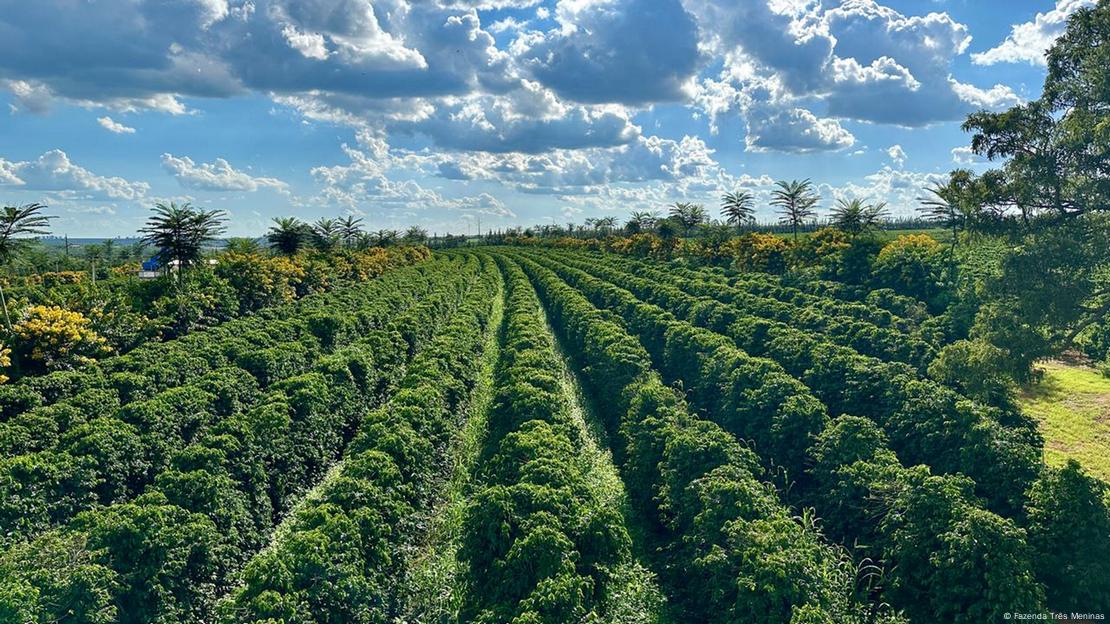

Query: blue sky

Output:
[0, 0, 1090, 237]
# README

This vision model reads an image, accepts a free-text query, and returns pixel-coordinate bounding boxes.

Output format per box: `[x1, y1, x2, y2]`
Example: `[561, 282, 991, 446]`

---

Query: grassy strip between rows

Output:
[1019, 360, 1110, 482]
[397, 252, 508, 623]
[451, 256, 666, 623]
[0, 256, 482, 623]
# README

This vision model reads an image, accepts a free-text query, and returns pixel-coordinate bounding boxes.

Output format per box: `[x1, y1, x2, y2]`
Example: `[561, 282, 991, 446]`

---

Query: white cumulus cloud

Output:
[97, 116, 136, 134]
[161, 153, 289, 193]
[887, 144, 906, 166]
[0, 149, 149, 200]
[972, 0, 1095, 66]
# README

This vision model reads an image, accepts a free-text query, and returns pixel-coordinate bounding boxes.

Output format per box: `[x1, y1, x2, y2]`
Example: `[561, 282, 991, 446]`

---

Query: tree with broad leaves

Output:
[951, 2, 1110, 379]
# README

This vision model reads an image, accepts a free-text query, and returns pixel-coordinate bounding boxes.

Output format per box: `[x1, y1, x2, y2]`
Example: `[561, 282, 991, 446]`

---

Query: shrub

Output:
[724, 232, 789, 274]
[873, 234, 947, 309]
[12, 305, 112, 374]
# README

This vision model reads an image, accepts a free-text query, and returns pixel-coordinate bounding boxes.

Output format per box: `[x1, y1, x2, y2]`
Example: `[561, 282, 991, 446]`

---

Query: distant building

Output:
[137, 257, 162, 280]
[137, 256, 218, 279]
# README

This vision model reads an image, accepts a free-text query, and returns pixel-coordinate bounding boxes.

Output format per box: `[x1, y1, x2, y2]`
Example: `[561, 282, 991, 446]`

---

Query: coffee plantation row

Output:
[1, 247, 1106, 623]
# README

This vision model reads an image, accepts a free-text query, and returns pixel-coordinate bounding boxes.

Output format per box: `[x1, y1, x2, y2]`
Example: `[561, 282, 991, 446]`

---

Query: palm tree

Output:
[224, 237, 261, 254]
[771, 179, 819, 241]
[656, 218, 680, 240]
[918, 179, 971, 249]
[626, 210, 659, 234]
[720, 190, 756, 234]
[100, 239, 116, 263]
[831, 198, 889, 236]
[374, 229, 398, 247]
[0, 203, 53, 329]
[594, 216, 618, 234]
[310, 218, 341, 252]
[339, 215, 364, 248]
[403, 226, 428, 245]
[267, 217, 308, 256]
[128, 241, 149, 262]
[669, 202, 707, 236]
[139, 201, 226, 271]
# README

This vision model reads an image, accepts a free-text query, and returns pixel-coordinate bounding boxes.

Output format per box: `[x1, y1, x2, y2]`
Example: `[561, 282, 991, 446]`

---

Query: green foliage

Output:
[771, 179, 819, 240]
[221, 256, 499, 623]
[927, 339, 1015, 407]
[872, 234, 948, 311]
[266, 217, 310, 256]
[720, 190, 756, 233]
[457, 259, 635, 623]
[514, 247, 1044, 619]
[0, 203, 53, 290]
[0, 258, 478, 622]
[1025, 460, 1110, 611]
[830, 198, 888, 236]
[139, 202, 226, 269]
[517, 252, 877, 623]
[946, 2, 1110, 375]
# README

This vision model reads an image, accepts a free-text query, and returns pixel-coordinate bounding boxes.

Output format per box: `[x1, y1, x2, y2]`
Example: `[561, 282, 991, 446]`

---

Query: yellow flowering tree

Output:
[12, 305, 111, 373]
[724, 232, 790, 273]
[0, 343, 10, 383]
[215, 252, 304, 313]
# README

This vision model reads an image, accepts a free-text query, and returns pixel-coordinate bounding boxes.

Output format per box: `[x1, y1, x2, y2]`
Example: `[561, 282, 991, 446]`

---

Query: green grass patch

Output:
[399, 274, 506, 622]
[1018, 360, 1110, 482]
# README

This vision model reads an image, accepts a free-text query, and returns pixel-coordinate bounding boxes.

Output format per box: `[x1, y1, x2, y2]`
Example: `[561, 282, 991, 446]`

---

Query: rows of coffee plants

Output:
[218, 254, 502, 622]
[0, 256, 440, 421]
[512, 253, 879, 623]
[547, 248, 932, 369]
[523, 248, 1039, 516]
[0, 245, 432, 384]
[0, 256, 485, 622]
[506, 248, 1110, 620]
[454, 257, 651, 623]
[2, 246, 1104, 623]
[0, 259, 461, 546]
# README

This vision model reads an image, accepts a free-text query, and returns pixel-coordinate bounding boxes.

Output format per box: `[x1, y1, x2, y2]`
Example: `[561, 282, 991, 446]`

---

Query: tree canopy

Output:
[771, 179, 819, 240]
[951, 0, 1110, 376]
[140, 202, 226, 269]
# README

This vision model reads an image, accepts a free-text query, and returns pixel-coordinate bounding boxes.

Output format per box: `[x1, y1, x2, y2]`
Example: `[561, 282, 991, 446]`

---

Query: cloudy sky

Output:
[0, 0, 1089, 237]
